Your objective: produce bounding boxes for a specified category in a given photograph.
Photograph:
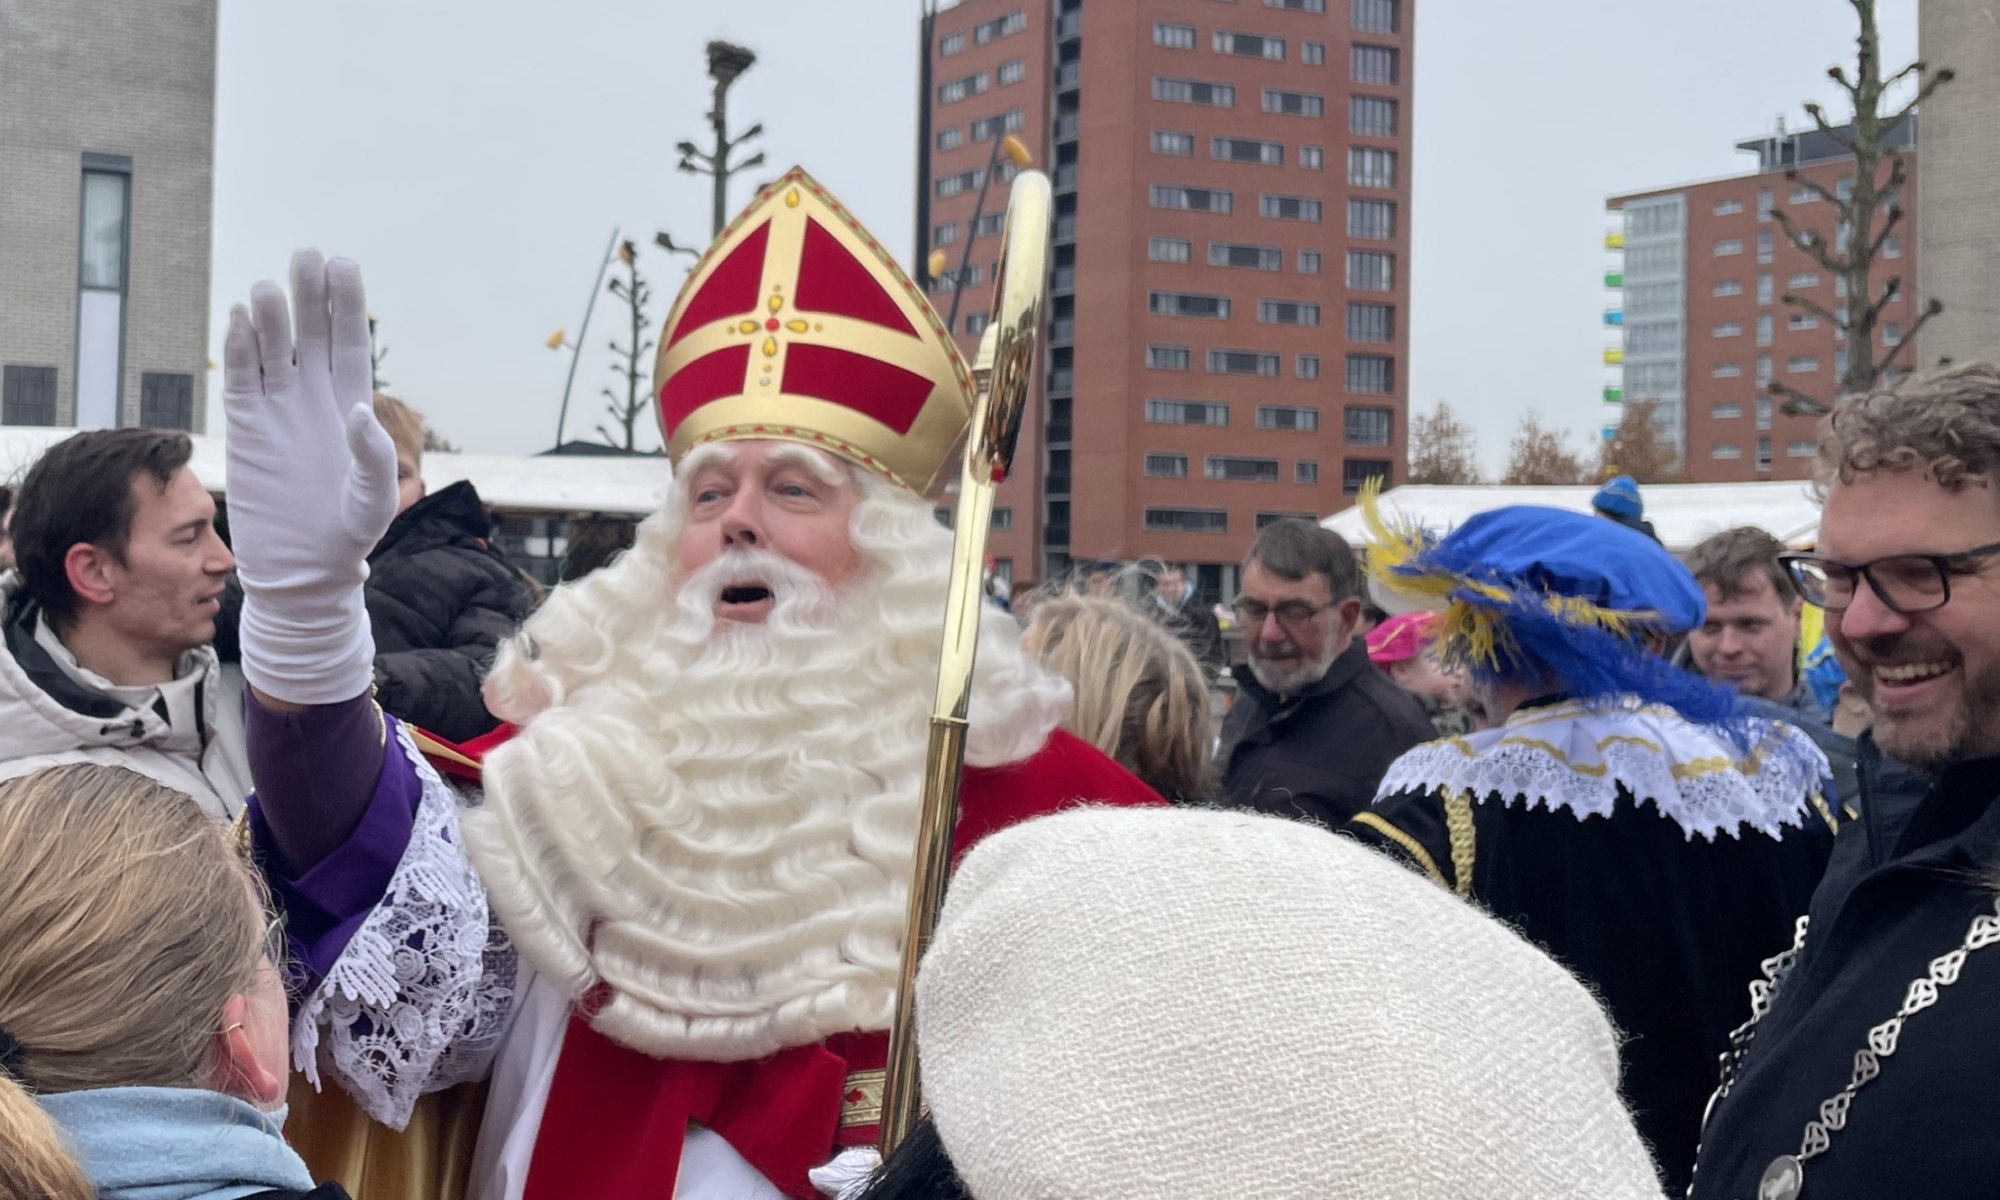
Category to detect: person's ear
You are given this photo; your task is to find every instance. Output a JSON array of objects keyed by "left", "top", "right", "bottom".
[
  {"left": 1335, "top": 596, "right": 1364, "bottom": 641},
  {"left": 1789, "top": 596, "right": 1804, "bottom": 622},
  {"left": 211, "top": 992, "right": 285, "bottom": 1108},
  {"left": 63, "top": 542, "right": 120, "bottom": 609}
]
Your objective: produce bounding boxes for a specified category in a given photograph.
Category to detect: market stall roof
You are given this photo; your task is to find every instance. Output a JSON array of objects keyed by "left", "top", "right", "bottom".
[
  {"left": 1321, "top": 481, "right": 1824, "bottom": 552},
  {"left": 0, "top": 427, "right": 672, "bottom": 517}
]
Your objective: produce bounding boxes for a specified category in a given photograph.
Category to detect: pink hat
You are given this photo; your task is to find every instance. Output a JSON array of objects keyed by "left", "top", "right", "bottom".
[{"left": 1366, "top": 611, "right": 1437, "bottom": 666}]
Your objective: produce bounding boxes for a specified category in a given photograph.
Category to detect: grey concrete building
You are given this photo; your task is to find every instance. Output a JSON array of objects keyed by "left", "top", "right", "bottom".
[
  {"left": 1917, "top": 0, "right": 2000, "bottom": 372},
  {"left": 0, "top": 1, "right": 216, "bottom": 432}
]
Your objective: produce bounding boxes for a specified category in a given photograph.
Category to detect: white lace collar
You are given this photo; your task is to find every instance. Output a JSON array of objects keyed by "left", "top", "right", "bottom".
[{"left": 1373, "top": 697, "right": 1831, "bottom": 841}]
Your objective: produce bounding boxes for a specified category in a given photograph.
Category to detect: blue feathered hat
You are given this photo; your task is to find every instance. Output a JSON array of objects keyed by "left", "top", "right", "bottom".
[{"left": 1361, "top": 494, "right": 1743, "bottom": 727}]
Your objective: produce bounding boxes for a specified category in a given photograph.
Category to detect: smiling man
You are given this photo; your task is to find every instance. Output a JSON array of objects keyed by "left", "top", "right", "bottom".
[
  {"left": 0, "top": 428, "right": 251, "bottom": 814},
  {"left": 1685, "top": 526, "right": 1827, "bottom": 720},
  {"left": 1690, "top": 363, "right": 2000, "bottom": 1200}
]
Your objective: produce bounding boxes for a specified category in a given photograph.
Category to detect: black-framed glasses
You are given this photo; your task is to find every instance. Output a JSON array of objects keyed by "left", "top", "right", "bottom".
[
  {"left": 1232, "top": 597, "right": 1332, "bottom": 630},
  {"left": 1778, "top": 540, "right": 2000, "bottom": 613}
]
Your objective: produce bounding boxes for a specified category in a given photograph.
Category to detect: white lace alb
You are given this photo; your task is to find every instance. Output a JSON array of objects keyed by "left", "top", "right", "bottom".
[{"left": 1374, "top": 697, "right": 1831, "bottom": 841}]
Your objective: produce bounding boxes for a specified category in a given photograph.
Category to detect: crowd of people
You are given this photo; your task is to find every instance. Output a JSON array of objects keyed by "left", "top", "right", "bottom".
[{"left": 2, "top": 172, "right": 2000, "bottom": 1200}]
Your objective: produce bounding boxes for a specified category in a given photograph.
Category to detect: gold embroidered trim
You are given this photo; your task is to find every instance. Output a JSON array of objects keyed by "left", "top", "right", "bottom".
[
  {"left": 840, "top": 1069, "right": 886, "bottom": 1128},
  {"left": 411, "top": 728, "right": 479, "bottom": 771},
  {"left": 1443, "top": 793, "right": 1477, "bottom": 899},
  {"left": 1430, "top": 730, "right": 1775, "bottom": 782},
  {"left": 1809, "top": 791, "right": 1840, "bottom": 835},
  {"left": 1351, "top": 812, "right": 1448, "bottom": 890}
]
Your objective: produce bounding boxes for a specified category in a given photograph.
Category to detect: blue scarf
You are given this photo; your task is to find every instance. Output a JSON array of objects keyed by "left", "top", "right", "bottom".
[{"left": 35, "top": 1086, "right": 315, "bottom": 1200}]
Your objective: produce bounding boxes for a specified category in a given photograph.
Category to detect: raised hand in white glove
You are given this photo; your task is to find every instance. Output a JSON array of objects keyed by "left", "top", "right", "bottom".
[{"left": 224, "top": 249, "right": 400, "bottom": 707}]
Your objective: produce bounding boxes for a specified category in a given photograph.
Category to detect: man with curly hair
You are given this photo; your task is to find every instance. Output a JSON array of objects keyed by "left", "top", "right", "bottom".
[{"left": 1691, "top": 363, "right": 2000, "bottom": 1200}]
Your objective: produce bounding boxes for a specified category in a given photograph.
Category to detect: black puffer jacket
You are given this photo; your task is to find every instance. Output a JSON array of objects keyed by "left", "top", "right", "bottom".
[{"left": 365, "top": 481, "right": 536, "bottom": 742}]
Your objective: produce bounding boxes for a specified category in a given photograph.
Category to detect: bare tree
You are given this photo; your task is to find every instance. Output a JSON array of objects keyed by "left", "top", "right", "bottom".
[
  {"left": 1596, "top": 398, "right": 1681, "bottom": 483},
  {"left": 1406, "top": 401, "right": 1483, "bottom": 485},
  {"left": 367, "top": 315, "right": 389, "bottom": 392},
  {"left": 1768, "top": 0, "right": 1953, "bottom": 416},
  {"left": 1501, "top": 411, "right": 1592, "bottom": 486},
  {"left": 598, "top": 240, "right": 655, "bottom": 453}
]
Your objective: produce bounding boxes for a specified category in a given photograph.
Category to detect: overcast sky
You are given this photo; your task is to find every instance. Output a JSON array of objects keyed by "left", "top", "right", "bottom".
[{"left": 208, "top": 0, "right": 1917, "bottom": 468}]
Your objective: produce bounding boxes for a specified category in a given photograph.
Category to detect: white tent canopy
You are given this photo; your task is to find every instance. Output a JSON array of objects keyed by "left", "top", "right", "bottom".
[
  {"left": 0, "top": 427, "right": 672, "bottom": 517},
  {"left": 1321, "top": 481, "right": 1824, "bottom": 553}
]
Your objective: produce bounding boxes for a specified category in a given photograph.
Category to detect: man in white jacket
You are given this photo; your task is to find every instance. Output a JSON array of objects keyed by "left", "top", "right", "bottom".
[{"left": 0, "top": 428, "right": 251, "bottom": 814}]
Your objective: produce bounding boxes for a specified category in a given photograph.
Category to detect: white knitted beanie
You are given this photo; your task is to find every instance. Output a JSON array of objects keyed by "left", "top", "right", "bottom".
[{"left": 915, "top": 806, "right": 1666, "bottom": 1200}]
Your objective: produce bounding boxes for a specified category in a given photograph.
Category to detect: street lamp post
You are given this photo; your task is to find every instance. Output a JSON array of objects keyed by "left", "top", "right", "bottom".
[
  {"left": 944, "top": 133, "right": 1033, "bottom": 332},
  {"left": 678, "top": 41, "right": 766, "bottom": 237},
  {"left": 549, "top": 227, "right": 622, "bottom": 451}
]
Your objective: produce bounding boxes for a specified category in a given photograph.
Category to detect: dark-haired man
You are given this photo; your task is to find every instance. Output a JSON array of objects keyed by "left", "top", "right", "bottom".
[
  {"left": 0, "top": 428, "right": 249, "bottom": 814},
  {"left": 1685, "top": 526, "right": 1827, "bottom": 721},
  {"left": 1216, "top": 518, "right": 1433, "bottom": 827}
]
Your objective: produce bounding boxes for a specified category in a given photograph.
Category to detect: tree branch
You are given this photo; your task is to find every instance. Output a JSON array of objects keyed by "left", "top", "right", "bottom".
[
  {"left": 1770, "top": 379, "right": 1831, "bottom": 418},
  {"left": 1877, "top": 299, "right": 1945, "bottom": 376},
  {"left": 1802, "top": 100, "right": 1857, "bottom": 153},
  {"left": 1770, "top": 207, "right": 1846, "bottom": 275},
  {"left": 1784, "top": 169, "right": 1844, "bottom": 210},
  {"left": 1783, "top": 294, "right": 1845, "bottom": 327}
]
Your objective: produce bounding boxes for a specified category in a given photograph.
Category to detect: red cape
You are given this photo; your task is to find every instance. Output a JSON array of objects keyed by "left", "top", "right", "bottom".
[{"left": 412, "top": 723, "right": 1163, "bottom": 1199}]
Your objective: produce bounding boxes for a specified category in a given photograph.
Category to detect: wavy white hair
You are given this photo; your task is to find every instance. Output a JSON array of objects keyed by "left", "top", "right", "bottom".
[{"left": 464, "top": 443, "right": 1069, "bottom": 1061}]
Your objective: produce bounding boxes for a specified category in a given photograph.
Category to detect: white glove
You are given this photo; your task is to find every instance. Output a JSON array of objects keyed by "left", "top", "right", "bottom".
[
  {"left": 224, "top": 249, "right": 400, "bottom": 706},
  {"left": 807, "top": 1147, "right": 881, "bottom": 1200}
]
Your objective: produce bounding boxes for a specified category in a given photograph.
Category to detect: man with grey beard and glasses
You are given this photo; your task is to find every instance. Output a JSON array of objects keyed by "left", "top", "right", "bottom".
[
  {"left": 1691, "top": 363, "right": 2000, "bottom": 1200},
  {"left": 1215, "top": 518, "right": 1433, "bottom": 828}
]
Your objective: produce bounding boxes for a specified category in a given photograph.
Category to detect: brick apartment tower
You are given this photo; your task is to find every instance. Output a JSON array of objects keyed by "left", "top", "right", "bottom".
[
  {"left": 1608, "top": 118, "right": 1918, "bottom": 484},
  {"left": 918, "top": 0, "right": 1413, "bottom": 597}
]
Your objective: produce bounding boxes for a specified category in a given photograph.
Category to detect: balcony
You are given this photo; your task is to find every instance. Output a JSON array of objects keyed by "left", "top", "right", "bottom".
[
  {"left": 1057, "top": 10, "right": 1081, "bottom": 39},
  {"left": 1049, "top": 317, "right": 1075, "bottom": 345},
  {"left": 1056, "top": 61, "right": 1080, "bottom": 90},
  {"left": 1605, "top": 232, "right": 1625, "bottom": 249},
  {"left": 1047, "top": 366, "right": 1074, "bottom": 394},
  {"left": 1054, "top": 213, "right": 1076, "bottom": 242},
  {"left": 1047, "top": 415, "right": 1073, "bottom": 443},
  {"left": 1053, "top": 112, "right": 1078, "bottom": 142},
  {"left": 1050, "top": 264, "right": 1075, "bottom": 294},
  {"left": 1603, "top": 347, "right": 1624, "bottom": 365},
  {"left": 1604, "top": 271, "right": 1624, "bottom": 288},
  {"left": 1603, "top": 386, "right": 1623, "bottom": 402},
  {"left": 1053, "top": 162, "right": 1078, "bottom": 191},
  {"left": 1604, "top": 310, "right": 1623, "bottom": 327}
]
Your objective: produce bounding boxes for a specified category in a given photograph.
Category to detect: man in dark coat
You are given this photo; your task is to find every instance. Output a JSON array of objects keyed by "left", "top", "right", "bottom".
[
  {"left": 1152, "top": 564, "right": 1225, "bottom": 676},
  {"left": 1216, "top": 519, "right": 1433, "bottom": 828},
  {"left": 1691, "top": 364, "right": 2000, "bottom": 1200},
  {"left": 1342, "top": 502, "right": 1834, "bottom": 1195}
]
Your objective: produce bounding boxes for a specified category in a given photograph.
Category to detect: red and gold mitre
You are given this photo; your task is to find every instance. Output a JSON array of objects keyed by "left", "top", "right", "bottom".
[{"left": 654, "top": 166, "right": 974, "bottom": 496}]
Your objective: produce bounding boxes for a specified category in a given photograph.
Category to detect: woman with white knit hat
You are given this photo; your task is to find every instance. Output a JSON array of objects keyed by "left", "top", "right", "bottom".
[{"left": 855, "top": 805, "right": 1666, "bottom": 1200}]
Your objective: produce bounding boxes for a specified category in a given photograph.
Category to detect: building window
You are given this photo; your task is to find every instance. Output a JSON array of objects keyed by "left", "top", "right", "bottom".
[
  {"left": 1713, "top": 322, "right": 1743, "bottom": 338},
  {"left": 1757, "top": 354, "right": 1773, "bottom": 384},
  {"left": 1885, "top": 235, "right": 1903, "bottom": 258},
  {"left": 1149, "top": 292, "right": 1232, "bottom": 318},
  {"left": 1789, "top": 184, "right": 1817, "bottom": 204},
  {"left": 997, "top": 58, "right": 1026, "bottom": 86},
  {"left": 1712, "top": 443, "right": 1743, "bottom": 460},
  {"left": 1147, "top": 344, "right": 1192, "bottom": 370},
  {"left": 76, "top": 163, "right": 130, "bottom": 431},
  {"left": 1267, "top": 0, "right": 1327, "bottom": 10},
  {"left": 933, "top": 222, "right": 959, "bottom": 247},
  {"left": 1788, "top": 355, "right": 1820, "bottom": 373},
  {"left": 1347, "top": 147, "right": 1396, "bottom": 187},
  {"left": 1789, "top": 271, "right": 1821, "bottom": 289},
  {"left": 1348, "top": 199, "right": 1395, "bottom": 239},
  {"left": 136, "top": 372, "right": 193, "bottom": 431},
  {"left": 1259, "top": 194, "right": 1323, "bottom": 221},
  {"left": 1835, "top": 275, "right": 1848, "bottom": 298},
  {"left": 1351, "top": 44, "right": 1399, "bottom": 83},
  {"left": 1757, "top": 436, "right": 1773, "bottom": 471},
  {"left": 926, "top": 264, "right": 981, "bottom": 293},
  {"left": 1713, "top": 362, "right": 1743, "bottom": 378},
  {"left": 1206, "top": 455, "right": 1281, "bottom": 482},
  {"left": 1300, "top": 145, "right": 1324, "bottom": 170},
  {"left": 1210, "top": 242, "right": 1282, "bottom": 270},
  {"left": 1149, "top": 236, "right": 1194, "bottom": 263},
  {"left": 1836, "top": 347, "right": 1850, "bottom": 376},
  {"left": 1758, "top": 273, "right": 1775, "bottom": 305},
  {"left": 1756, "top": 313, "right": 1773, "bottom": 346},
  {"left": 972, "top": 212, "right": 1006, "bottom": 239},
  {"left": 1208, "top": 348, "right": 1282, "bottom": 375},
  {"left": 1154, "top": 22, "right": 1197, "bottom": 49},
  {"left": 1258, "top": 405, "right": 1320, "bottom": 432},
  {"left": 1756, "top": 396, "right": 1773, "bottom": 429},
  {"left": 1298, "top": 249, "right": 1322, "bottom": 275},
  {"left": 1344, "top": 405, "right": 1393, "bottom": 445},
  {"left": 1146, "top": 399, "right": 1230, "bottom": 426},
  {"left": 1712, "top": 280, "right": 1742, "bottom": 297},
  {"left": 1714, "top": 238, "right": 1744, "bottom": 257},
  {"left": 1714, "top": 199, "right": 1744, "bottom": 216},
  {"left": 939, "top": 31, "right": 965, "bottom": 56},
  {"left": 1712, "top": 402, "right": 1743, "bottom": 419},
  {"left": 1346, "top": 302, "right": 1393, "bottom": 341},
  {"left": 1788, "top": 440, "right": 1817, "bottom": 458},
  {"left": 1152, "top": 130, "right": 1196, "bottom": 156},
  {"left": 1257, "top": 510, "right": 1321, "bottom": 529},
  {"left": 1145, "top": 452, "right": 1190, "bottom": 477},
  {"left": 1757, "top": 230, "right": 1774, "bottom": 263},
  {"left": 1259, "top": 299, "right": 1321, "bottom": 326},
  {"left": 938, "top": 72, "right": 990, "bottom": 104},
  {"left": 936, "top": 126, "right": 964, "bottom": 152},
  {"left": 1884, "top": 323, "right": 1903, "bottom": 347},
  {"left": 1, "top": 365, "right": 57, "bottom": 426},
  {"left": 975, "top": 9, "right": 1028, "bottom": 42},
  {"left": 970, "top": 109, "right": 1025, "bottom": 141},
  {"left": 1215, "top": 30, "right": 1285, "bottom": 59},
  {"left": 1144, "top": 508, "right": 1230, "bottom": 533},
  {"left": 1297, "top": 354, "right": 1321, "bottom": 378},
  {"left": 1347, "top": 250, "right": 1395, "bottom": 290},
  {"left": 1788, "top": 313, "right": 1820, "bottom": 331},
  {"left": 1295, "top": 459, "right": 1320, "bottom": 484},
  {"left": 1303, "top": 40, "right": 1327, "bottom": 65},
  {"left": 1758, "top": 189, "right": 1774, "bottom": 220},
  {"left": 1262, "top": 88, "right": 1325, "bottom": 117},
  {"left": 992, "top": 512, "right": 1014, "bottom": 538},
  {"left": 1352, "top": 0, "right": 1400, "bottom": 32},
  {"left": 1154, "top": 77, "right": 1237, "bottom": 107},
  {"left": 1345, "top": 354, "right": 1394, "bottom": 393},
  {"left": 1151, "top": 184, "right": 1234, "bottom": 213},
  {"left": 1343, "top": 458, "right": 1391, "bottom": 494},
  {"left": 1349, "top": 96, "right": 1398, "bottom": 137},
  {"left": 961, "top": 312, "right": 990, "bottom": 336},
  {"left": 1837, "top": 176, "right": 1855, "bottom": 201},
  {"left": 935, "top": 169, "right": 984, "bottom": 198},
  {"left": 1213, "top": 136, "right": 1284, "bottom": 166}
]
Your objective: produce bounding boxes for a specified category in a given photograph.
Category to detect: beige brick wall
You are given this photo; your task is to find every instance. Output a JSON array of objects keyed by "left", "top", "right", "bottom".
[
  {"left": 1917, "top": 0, "right": 2000, "bottom": 372},
  {"left": 0, "top": 1, "right": 216, "bottom": 429}
]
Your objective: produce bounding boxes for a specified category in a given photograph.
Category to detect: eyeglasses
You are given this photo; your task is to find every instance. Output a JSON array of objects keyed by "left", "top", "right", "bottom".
[
  {"left": 1232, "top": 597, "right": 1332, "bottom": 630},
  {"left": 1778, "top": 540, "right": 2000, "bottom": 614}
]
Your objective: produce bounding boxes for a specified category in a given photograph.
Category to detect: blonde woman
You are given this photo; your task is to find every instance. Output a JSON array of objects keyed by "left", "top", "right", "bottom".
[
  {"left": 1024, "top": 595, "right": 1214, "bottom": 804},
  {"left": 0, "top": 764, "right": 336, "bottom": 1200}
]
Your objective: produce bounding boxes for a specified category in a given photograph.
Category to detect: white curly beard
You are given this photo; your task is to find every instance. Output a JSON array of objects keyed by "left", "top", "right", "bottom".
[{"left": 463, "top": 451, "right": 1069, "bottom": 1062}]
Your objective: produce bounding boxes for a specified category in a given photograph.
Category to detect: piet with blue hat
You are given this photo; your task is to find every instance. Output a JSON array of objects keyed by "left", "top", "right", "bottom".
[{"left": 1344, "top": 488, "right": 1835, "bottom": 1197}]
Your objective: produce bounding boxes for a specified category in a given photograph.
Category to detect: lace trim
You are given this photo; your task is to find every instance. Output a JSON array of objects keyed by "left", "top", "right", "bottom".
[
  {"left": 291, "top": 724, "right": 515, "bottom": 1130},
  {"left": 1375, "top": 698, "right": 1830, "bottom": 842}
]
